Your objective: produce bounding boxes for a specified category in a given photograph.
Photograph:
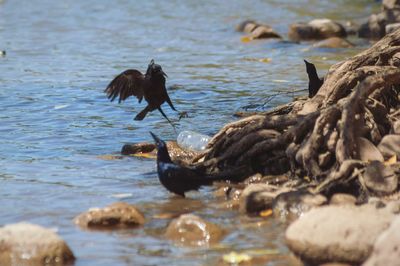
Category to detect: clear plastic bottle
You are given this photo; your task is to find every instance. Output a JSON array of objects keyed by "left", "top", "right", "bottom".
[{"left": 177, "top": 130, "right": 211, "bottom": 151}]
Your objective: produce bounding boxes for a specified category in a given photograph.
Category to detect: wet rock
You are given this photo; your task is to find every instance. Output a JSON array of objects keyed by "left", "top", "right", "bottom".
[
  {"left": 312, "top": 37, "right": 354, "bottom": 48},
  {"left": 362, "top": 161, "right": 397, "bottom": 196},
  {"left": 238, "top": 184, "right": 288, "bottom": 214},
  {"left": 358, "top": 9, "right": 400, "bottom": 39},
  {"left": 356, "top": 137, "right": 384, "bottom": 162},
  {"left": 329, "top": 193, "right": 357, "bottom": 205},
  {"left": 0, "top": 222, "right": 75, "bottom": 265},
  {"left": 74, "top": 202, "right": 145, "bottom": 229},
  {"left": 383, "top": 0, "right": 400, "bottom": 10},
  {"left": 236, "top": 19, "right": 256, "bottom": 32},
  {"left": 273, "top": 191, "right": 327, "bottom": 218},
  {"left": 288, "top": 19, "right": 347, "bottom": 41},
  {"left": 121, "top": 142, "right": 156, "bottom": 155},
  {"left": 236, "top": 20, "right": 281, "bottom": 39},
  {"left": 385, "top": 22, "right": 400, "bottom": 34},
  {"left": 363, "top": 215, "right": 400, "bottom": 266},
  {"left": 377, "top": 134, "right": 400, "bottom": 158},
  {"left": 285, "top": 204, "right": 397, "bottom": 265},
  {"left": 0, "top": 50, "right": 5, "bottom": 57},
  {"left": 243, "top": 22, "right": 258, "bottom": 34},
  {"left": 121, "top": 141, "right": 197, "bottom": 164},
  {"left": 250, "top": 25, "right": 281, "bottom": 39},
  {"left": 165, "top": 214, "right": 224, "bottom": 247}
]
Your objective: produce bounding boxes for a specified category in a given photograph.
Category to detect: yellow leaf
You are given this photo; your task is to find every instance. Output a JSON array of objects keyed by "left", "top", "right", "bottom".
[
  {"left": 384, "top": 155, "right": 397, "bottom": 166},
  {"left": 223, "top": 252, "right": 252, "bottom": 264},
  {"left": 241, "top": 36, "right": 253, "bottom": 43},
  {"left": 259, "top": 209, "right": 273, "bottom": 217},
  {"left": 304, "top": 176, "right": 311, "bottom": 182},
  {"left": 258, "top": 58, "right": 271, "bottom": 63}
]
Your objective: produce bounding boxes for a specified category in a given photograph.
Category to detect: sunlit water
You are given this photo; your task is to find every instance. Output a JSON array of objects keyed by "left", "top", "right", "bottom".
[{"left": 0, "top": 0, "right": 378, "bottom": 265}]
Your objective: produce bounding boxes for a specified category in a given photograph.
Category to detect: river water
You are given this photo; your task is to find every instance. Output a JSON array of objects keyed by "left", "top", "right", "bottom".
[{"left": 0, "top": 0, "right": 378, "bottom": 265}]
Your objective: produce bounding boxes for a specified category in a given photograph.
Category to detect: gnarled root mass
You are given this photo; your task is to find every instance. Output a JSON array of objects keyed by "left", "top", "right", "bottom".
[{"left": 194, "top": 29, "right": 400, "bottom": 201}]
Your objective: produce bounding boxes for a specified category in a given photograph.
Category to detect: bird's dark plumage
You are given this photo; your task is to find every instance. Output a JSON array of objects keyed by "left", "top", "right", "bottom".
[
  {"left": 105, "top": 59, "right": 178, "bottom": 125},
  {"left": 150, "top": 132, "right": 235, "bottom": 197},
  {"left": 304, "top": 60, "right": 324, "bottom": 98}
]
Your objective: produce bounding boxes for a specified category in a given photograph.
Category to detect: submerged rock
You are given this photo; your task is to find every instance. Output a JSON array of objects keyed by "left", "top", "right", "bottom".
[
  {"left": 288, "top": 19, "right": 347, "bottom": 41},
  {"left": 312, "top": 37, "right": 354, "bottom": 48},
  {"left": 285, "top": 203, "right": 397, "bottom": 265},
  {"left": 0, "top": 222, "right": 75, "bottom": 265},
  {"left": 363, "top": 215, "right": 400, "bottom": 266},
  {"left": 165, "top": 214, "right": 224, "bottom": 247},
  {"left": 74, "top": 202, "right": 145, "bottom": 229}
]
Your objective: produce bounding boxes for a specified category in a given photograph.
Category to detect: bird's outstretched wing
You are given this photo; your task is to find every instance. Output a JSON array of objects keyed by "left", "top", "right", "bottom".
[{"left": 105, "top": 69, "right": 145, "bottom": 103}]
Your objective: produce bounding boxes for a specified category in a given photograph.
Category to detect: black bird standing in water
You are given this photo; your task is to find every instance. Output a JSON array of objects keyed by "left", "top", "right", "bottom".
[
  {"left": 105, "top": 59, "right": 180, "bottom": 126},
  {"left": 304, "top": 60, "right": 323, "bottom": 98},
  {"left": 150, "top": 132, "right": 242, "bottom": 197}
]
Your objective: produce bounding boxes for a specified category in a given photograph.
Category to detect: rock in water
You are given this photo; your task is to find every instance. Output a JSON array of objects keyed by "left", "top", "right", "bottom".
[
  {"left": 165, "top": 214, "right": 224, "bottom": 247},
  {"left": 0, "top": 222, "right": 75, "bottom": 265},
  {"left": 288, "top": 19, "right": 347, "bottom": 41},
  {"left": 285, "top": 204, "right": 397, "bottom": 265},
  {"left": 74, "top": 202, "right": 145, "bottom": 229}
]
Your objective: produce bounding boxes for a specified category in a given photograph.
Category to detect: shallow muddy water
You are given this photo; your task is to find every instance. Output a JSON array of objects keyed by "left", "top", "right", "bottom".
[{"left": 0, "top": 0, "right": 378, "bottom": 265}]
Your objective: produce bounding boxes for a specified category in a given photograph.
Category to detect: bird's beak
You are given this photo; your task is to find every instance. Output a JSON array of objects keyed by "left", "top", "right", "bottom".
[
  {"left": 161, "top": 70, "right": 168, "bottom": 78},
  {"left": 150, "top": 131, "right": 162, "bottom": 146}
]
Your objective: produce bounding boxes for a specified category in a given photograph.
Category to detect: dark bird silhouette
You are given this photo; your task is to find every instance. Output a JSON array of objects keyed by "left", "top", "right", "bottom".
[
  {"left": 304, "top": 60, "right": 323, "bottom": 98},
  {"left": 105, "top": 59, "right": 179, "bottom": 126},
  {"left": 150, "top": 132, "right": 244, "bottom": 197}
]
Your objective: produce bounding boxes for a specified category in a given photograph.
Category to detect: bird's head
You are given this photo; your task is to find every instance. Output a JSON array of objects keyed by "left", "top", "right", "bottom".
[
  {"left": 150, "top": 131, "right": 172, "bottom": 162},
  {"left": 146, "top": 59, "right": 168, "bottom": 78}
]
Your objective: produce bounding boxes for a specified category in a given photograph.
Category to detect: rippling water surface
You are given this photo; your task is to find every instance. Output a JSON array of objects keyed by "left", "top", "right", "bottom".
[{"left": 0, "top": 0, "right": 378, "bottom": 265}]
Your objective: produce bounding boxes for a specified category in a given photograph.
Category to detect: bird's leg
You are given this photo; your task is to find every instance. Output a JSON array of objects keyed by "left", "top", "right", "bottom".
[
  {"left": 165, "top": 91, "right": 188, "bottom": 120},
  {"left": 135, "top": 105, "right": 152, "bottom": 121},
  {"left": 165, "top": 93, "right": 178, "bottom": 111},
  {"left": 158, "top": 107, "right": 177, "bottom": 133}
]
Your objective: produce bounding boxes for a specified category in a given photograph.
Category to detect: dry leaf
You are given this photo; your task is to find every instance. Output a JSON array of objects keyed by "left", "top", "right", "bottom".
[
  {"left": 384, "top": 154, "right": 397, "bottom": 166},
  {"left": 259, "top": 209, "right": 273, "bottom": 217}
]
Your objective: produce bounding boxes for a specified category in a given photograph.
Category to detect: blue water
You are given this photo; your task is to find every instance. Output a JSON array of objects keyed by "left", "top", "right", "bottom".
[{"left": 0, "top": 0, "right": 378, "bottom": 265}]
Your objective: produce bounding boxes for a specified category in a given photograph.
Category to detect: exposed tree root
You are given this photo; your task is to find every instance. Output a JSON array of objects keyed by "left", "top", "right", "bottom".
[{"left": 192, "top": 29, "right": 400, "bottom": 200}]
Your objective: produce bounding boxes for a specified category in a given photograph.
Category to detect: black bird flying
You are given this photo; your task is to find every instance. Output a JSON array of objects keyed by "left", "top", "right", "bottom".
[
  {"left": 150, "top": 132, "right": 240, "bottom": 197},
  {"left": 105, "top": 59, "right": 179, "bottom": 125},
  {"left": 304, "top": 60, "right": 323, "bottom": 98}
]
